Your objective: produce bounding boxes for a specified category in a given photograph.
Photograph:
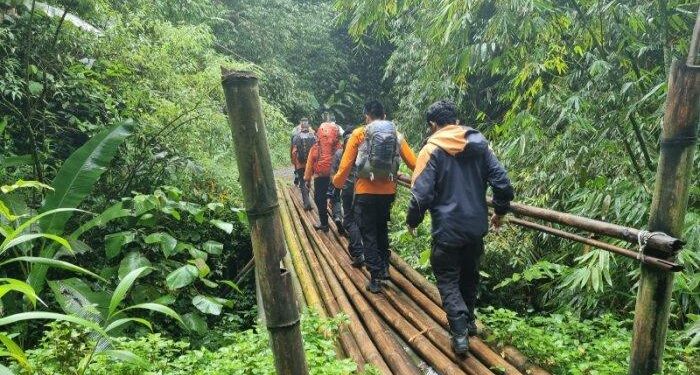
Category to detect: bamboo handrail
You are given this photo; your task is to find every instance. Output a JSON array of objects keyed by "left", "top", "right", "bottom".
[{"left": 396, "top": 175, "right": 684, "bottom": 255}]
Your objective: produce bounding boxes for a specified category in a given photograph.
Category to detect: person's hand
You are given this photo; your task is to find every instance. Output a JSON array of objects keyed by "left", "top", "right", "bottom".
[
  {"left": 490, "top": 214, "right": 504, "bottom": 232},
  {"left": 407, "top": 225, "right": 417, "bottom": 237}
]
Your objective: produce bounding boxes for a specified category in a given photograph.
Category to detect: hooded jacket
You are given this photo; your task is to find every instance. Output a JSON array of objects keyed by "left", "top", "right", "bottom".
[{"left": 407, "top": 125, "right": 514, "bottom": 247}]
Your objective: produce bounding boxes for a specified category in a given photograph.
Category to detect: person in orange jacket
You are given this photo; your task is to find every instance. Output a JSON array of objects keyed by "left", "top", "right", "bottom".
[
  {"left": 332, "top": 100, "right": 416, "bottom": 293},
  {"left": 304, "top": 122, "right": 342, "bottom": 232}
]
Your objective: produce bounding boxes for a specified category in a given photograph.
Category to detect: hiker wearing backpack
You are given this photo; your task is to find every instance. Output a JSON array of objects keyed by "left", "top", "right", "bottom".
[
  {"left": 291, "top": 118, "right": 315, "bottom": 186},
  {"left": 332, "top": 100, "right": 417, "bottom": 293},
  {"left": 291, "top": 119, "right": 315, "bottom": 210},
  {"left": 304, "top": 121, "right": 342, "bottom": 231},
  {"left": 406, "top": 100, "right": 514, "bottom": 355},
  {"left": 328, "top": 126, "right": 365, "bottom": 267}
]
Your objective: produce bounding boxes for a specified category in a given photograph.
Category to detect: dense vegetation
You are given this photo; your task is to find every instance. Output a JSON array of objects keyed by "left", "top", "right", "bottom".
[{"left": 0, "top": 0, "right": 698, "bottom": 373}]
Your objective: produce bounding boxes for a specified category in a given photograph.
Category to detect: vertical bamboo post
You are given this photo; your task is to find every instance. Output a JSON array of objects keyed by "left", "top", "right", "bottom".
[
  {"left": 629, "top": 10, "right": 700, "bottom": 374},
  {"left": 222, "top": 71, "right": 309, "bottom": 375}
]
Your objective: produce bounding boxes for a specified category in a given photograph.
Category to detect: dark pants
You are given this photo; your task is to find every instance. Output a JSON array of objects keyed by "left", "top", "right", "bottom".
[
  {"left": 355, "top": 194, "right": 394, "bottom": 279},
  {"left": 313, "top": 176, "right": 331, "bottom": 226},
  {"left": 295, "top": 168, "right": 311, "bottom": 208},
  {"left": 430, "top": 240, "right": 484, "bottom": 319},
  {"left": 342, "top": 186, "right": 363, "bottom": 258}
]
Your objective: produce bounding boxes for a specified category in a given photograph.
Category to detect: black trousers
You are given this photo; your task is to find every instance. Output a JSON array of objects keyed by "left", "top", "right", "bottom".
[
  {"left": 313, "top": 176, "right": 331, "bottom": 226},
  {"left": 430, "top": 240, "right": 484, "bottom": 319},
  {"left": 341, "top": 186, "right": 363, "bottom": 258},
  {"left": 295, "top": 168, "right": 311, "bottom": 208},
  {"left": 355, "top": 194, "right": 394, "bottom": 279}
]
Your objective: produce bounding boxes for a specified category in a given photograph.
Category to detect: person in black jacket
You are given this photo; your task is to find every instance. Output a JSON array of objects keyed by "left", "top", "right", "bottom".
[
  {"left": 406, "top": 100, "right": 514, "bottom": 356},
  {"left": 328, "top": 128, "right": 365, "bottom": 267}
]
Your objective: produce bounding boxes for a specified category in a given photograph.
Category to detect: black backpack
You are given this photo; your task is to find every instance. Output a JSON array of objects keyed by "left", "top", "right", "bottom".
[{"left": 294, "top": 132, "right": 316, "bottom": 162}]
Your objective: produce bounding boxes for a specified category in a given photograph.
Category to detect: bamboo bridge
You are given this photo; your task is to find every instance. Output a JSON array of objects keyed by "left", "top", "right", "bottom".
[{"left": 220, "top": 13, "right": 698, "bottom": 370}]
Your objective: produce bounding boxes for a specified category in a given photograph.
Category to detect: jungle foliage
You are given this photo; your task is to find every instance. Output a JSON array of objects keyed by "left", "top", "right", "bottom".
[{"left": 341, "top": 0, "right": 699, "bottom": 327}]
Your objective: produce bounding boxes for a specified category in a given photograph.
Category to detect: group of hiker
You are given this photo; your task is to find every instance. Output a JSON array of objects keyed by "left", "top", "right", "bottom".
[{"left": 289, "top": 100, "right": 514, "bottom": 356}]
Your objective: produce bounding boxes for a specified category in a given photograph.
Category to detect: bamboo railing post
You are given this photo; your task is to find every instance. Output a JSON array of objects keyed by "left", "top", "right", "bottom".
[
  {"left": 629, "top": 10, "right": 700, "bottom": 374},
  {"left": 221, "top": 71, "right": 308, "bottom": 375}
]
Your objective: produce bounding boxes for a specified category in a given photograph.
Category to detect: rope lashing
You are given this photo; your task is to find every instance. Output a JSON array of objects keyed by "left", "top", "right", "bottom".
[{"left": 637, "top": 230, "right": 667, "bottom": 262}]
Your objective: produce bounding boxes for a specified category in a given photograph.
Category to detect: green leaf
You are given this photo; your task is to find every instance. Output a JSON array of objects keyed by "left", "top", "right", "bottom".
[
  {"left": 190, "top": 258, "right": 210, "bottom": 278},
  {"left": 27, "top": 81, "right": 43, "bottom": 95},
  {"left": 0, "top": 278, "right": 43, "bottom": 308},
  {"left": 181, "top": 312, "right": 208, "bottom": 332},
  {"left": 202, "top": 240, "right": 223, "bottom": 255},
  {"left": 104, "top": 317, "right": 152, "bottom": 333},
  {"left": 0, "top": 364, "right": 14, "bottom": 375},
  {"left": 0, "top": 333, "right": 28, "bottom": 369},
  {"left": 145, "top": 232, "right": 178, "bottom": 258},
  {"left": 0, "top": 155, "right": 32, "bottom": 169},
  {"left": 109, "top": 267, "right": 152, "bottom": 317},
  {"left": 220, "top": 280, "right": 242, "bottom": 294},
  {"left": 210, "top": 219, "right": 233, "bottom": 234},
  {"left": 118, "top": 252, "right": 152, "bottom": 279},
  {"left": 0, "top": 180, "right": 53, "bottom": 194},
  {"left": 118, "top": 303, "right": 183, "bottom": 325},
  {"left": 40, "top": 121, "right": 135, "bottom": 235},
  {"left": 0, "top": 201, "right": 20, "bottom": 222},
  {"left": 166, "top": 265, "right": 198, "bottom": 290},
  {"left": 99, "top": 350, "right": 150, "bottom": 369},
  {"left": 71, "top": 202, "right": 131, "bottom": 239},
  {"left": 104, "top": 231, "right": 136, "bottom": 259},
  {"left": 192, "top": 295, "right": 226, "bottom": 315},
  {"left": 1, "top": 257, "right": 105, "bottom": 282},
  {"left": 1, "top": 233, "right": 71, "bottom": 255},
  {"left": 0, "top": 312, "right": 104, "bottom": 334}
]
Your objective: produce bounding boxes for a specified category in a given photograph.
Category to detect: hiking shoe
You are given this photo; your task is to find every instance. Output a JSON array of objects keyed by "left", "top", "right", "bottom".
[
  {"left": 334, "top": 219, "right": 346, "bottom": 235},
  {"left": 467, "top": 319, "right": 478, "bottom": 336},
  {"left": 379, "top": 265, "right": 390, "bottom": 280},
  {"left": 448, "top": 314, "right": 470, "bottom": 356},
  {"left": 366, "top": 279, "right": 382, "bottom": 294},
  {"left": 313, "top": 223, "right": 329, "bottom": 232},
  {"left": 303, "top": 203, "right": 312, "bottom": 211},
  {"left": 350, "top": 255, "right": 365, "bottom": 268}
]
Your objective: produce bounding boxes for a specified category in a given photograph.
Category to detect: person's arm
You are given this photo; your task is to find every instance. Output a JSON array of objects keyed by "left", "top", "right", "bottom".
[
  {"left": 304, "top": 145, "right": 317, "bottom": 182},
  {"left": 332, "top": 130, "right": 361, "bottom": 189},
  {"left": 407, "top": 146, "right": 438, "bottom": 228},
  {"left": 485, "top": 148, "right": 514, "bottom": 215},
  {"left": 399, "top": 138, "right": 417, "bottom": 171}
]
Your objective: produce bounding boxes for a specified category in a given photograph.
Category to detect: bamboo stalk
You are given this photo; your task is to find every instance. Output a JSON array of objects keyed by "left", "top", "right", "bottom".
[
  {"left": 289, "top": 188, "right": 423, "bottom": 375},
  {"left": 397, "top": 175, "right": 683, "bottom": 254},
  {"left": 283, "top": 251, "right": 306, "bottom": 311},
  {"left": 283, "top": 187, "right": 362, "bottom": 364},
  {"left": 310, "top": 229, "right": 460, "bottom": 374},
  {"left": 277, "top": 182, "right": 326, "bottom": 315},
  {"left": 291, "top": 193, "right": 392, "bottom": 374},
  {"left": 503, "top": 215, "right": 683, "bottom": 272},
  {"left": 221, "top": 70, "right": 307, "bottom": 375},
  {"left": 630, "top": 25, "right": 700, "bottom": 372}
]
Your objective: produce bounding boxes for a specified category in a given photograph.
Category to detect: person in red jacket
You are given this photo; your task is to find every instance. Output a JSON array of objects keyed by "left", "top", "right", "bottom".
[{"left": 304, "top": 122, "right": 342, "bottom": 232}]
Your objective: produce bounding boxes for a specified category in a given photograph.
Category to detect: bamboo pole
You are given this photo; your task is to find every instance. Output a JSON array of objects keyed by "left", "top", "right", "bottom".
[
  {"left": 283, "top": 252, "right": 306, "bottom": 311},
  {"left": 289, "top": 189, "right": 423, "bottom": 375},
  {"left": 278, "top": 182, "right": 326, "bottom": 315},
  {"left": 630, "top": 11, "right": 700, "bottom": 373},
  {"left": 284, "top": 189, "right": 391, "bottom": 374},
  {"left": 221, "top": 71, "right": 308, "bottom": 375},
  {"left": 283, "top": 187, "right": 362, "bottom": 364},
  {"left": 397, "top": 176, "right": 683, "bottom": 254},
  {"left": 502, "top": 215, "right": 683, "bottom": 272}
]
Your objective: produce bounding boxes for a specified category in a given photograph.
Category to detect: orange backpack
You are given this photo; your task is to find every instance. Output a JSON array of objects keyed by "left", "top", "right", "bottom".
[{"left": 314, "top": 123, "right": 340, "bottom": 176}]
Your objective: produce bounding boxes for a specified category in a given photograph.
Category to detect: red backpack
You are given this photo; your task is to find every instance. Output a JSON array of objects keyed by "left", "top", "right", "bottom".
[{"left": 314, "top": 123, "right": 340, "bottom": 176}]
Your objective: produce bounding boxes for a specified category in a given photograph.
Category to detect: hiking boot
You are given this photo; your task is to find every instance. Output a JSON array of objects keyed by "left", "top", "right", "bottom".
[
  {"left": 466, "top": 319, "right": 478, "bottom": 336},
  {"left": 448, "top": 314, "right": 470, "bottom": 356},
  {"left": 334, "top": 219, "right": 346, "bottom": 235},
  {"left": 366, "top": 278, "right": 382, "bottom": 294},
  {"left": 350, "top": 255, "right": 365, "bottom": 268},
  {"left": 303, "top": 203, "right": 312, "bottom": 211},
  {"left": 379, "top": 265, "right": 390, "bottom": 280},
  {"left": 313, "top": 223, "right": 329, "bottom": 232}
]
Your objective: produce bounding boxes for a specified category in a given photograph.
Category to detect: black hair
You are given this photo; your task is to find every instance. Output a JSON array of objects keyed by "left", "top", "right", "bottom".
[
  {"left": 300, "top": 117, "right": 309, "bottom": 123},
  {"left": 426, "top": 100, "right": 458, "bottom": 127},
  {"left": 363, "top": 100, "right": 385, "bottom": 120}
]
